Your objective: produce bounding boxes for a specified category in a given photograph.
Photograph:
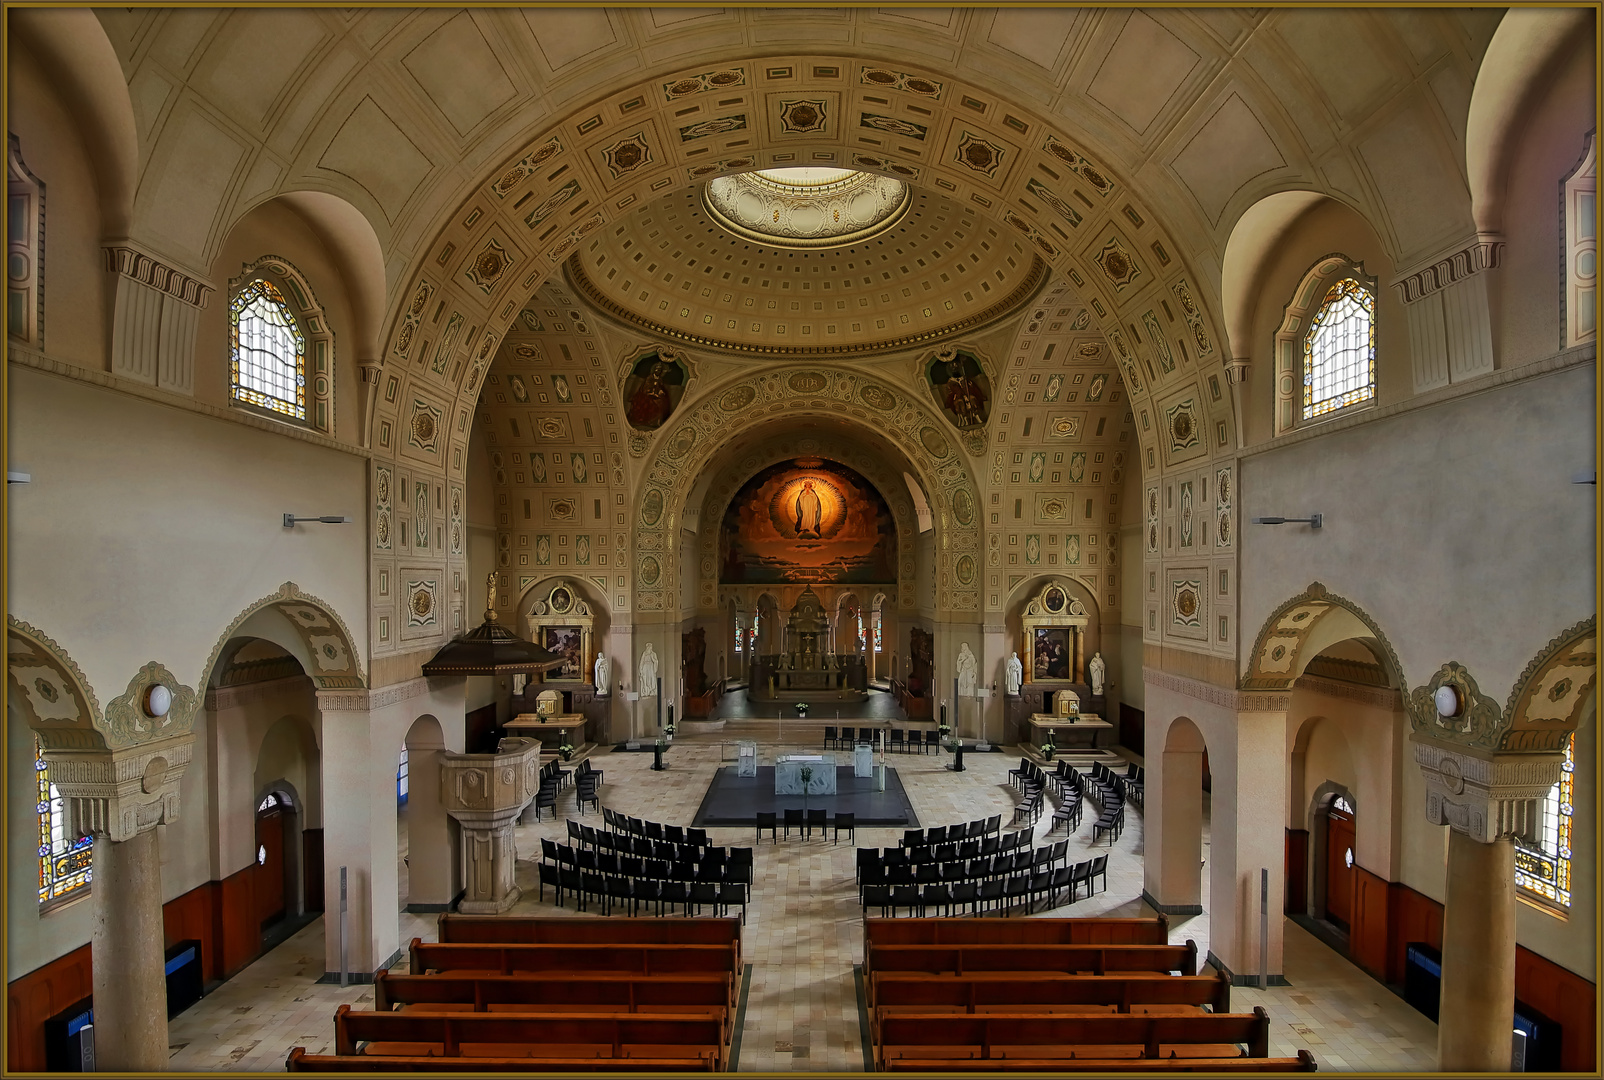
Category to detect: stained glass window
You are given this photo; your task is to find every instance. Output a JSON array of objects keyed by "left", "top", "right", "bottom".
[
  {"left": 397, "top": 747, "right": 409, "bottom": 805},
  {"left": 231, "top": 278, "right": 306, "bottom": 420},
  {"left": 873, "top": 617, "right": 882, "bottom": 652},
  {"left": 858, "top": 621, "right": 867, "bottom": 652},
  {"left": 1302, "top": 278, "right": 1375, "bottom": 420},
  {"left": 1516, "top": 733, "right": 1573, "bottom": 910},
  {"left": 37, "top": 737, "right": 92, "bottom": 907}
]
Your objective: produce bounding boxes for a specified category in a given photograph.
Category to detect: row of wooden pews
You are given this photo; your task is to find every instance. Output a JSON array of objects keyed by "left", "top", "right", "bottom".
[
  {"left": 286, "top": 916, "right": 741, "bottom": 1072},
  {"left": 863, "top": 917, "right": 1316, "bottom": 1072}
]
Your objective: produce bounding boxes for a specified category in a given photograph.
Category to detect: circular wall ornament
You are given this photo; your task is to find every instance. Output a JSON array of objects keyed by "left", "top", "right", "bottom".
[
  {"left": 144, "top": 683, "right": 173, "bottom": 718},
  {"left": 1439, "top": 755, "right": 1465, "bottom": 795},
  {"left": 1434, "top": 684, "right": 1461, "bottom": 718}
]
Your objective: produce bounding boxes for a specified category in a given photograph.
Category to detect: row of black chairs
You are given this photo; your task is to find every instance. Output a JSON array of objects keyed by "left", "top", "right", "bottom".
[
  {"left": 881, "top": 828, "right": 1031, "bottom": 871},
  {"left": 1049, "top": 784, "right": 1085, "bottom": 833},
  {"left": 899, "top": 816, "right": 1002, "bottom": 848},
  {"left": 530, "top": 759, "right": 603, "bottom": 820},
  {"left": 861, "top": 856, "right": 1108, "bottom": 917},
  {"left": 858, "top": 841, "right": 1092, "bottom": 892},
  {"left": 536, "top": 862, "right": 750, "bottom": 922},
  {"left": 541, "top": 839, "right": 753, "bottom": 884},
  {"left": 823, "top": 726, "right": 942, "bottom": 754},
  {"left": 753, "top": 809, "right": 855, "bottom": 843},
  {"left": 1068, "top": 765, "right": 1127, "bottom": 845},
  {"left": 568, "top": 818, "right": 711, "bottom": 854},
  {"left": 565, "top": 822, "right": 731, "bottom": 868},
  {"left": 599, "top": 808, "right": 708, "bottom": 848}
]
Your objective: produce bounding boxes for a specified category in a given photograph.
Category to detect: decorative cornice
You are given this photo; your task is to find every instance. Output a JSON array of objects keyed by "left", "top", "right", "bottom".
[
  {"left": 1391, "top": 237, "right": 1503, "bottom": 304},
  {"left": 315, "top": 676, "right": 434, "bottom": 712},
  {"left": 1144, "top": 668, "right": 1289, "bottom": 713},
  {"left": 564, "top": 252, "right": 1048, "bottom": 358},
  {"left": 205, "top": 673, "right": 316, "bottom": 712},
  {"left": 103, "top": 243, "right": 214, "bottom": 308},
  {"left": 1413, "top": 740, "right": 1564, "bottom": 843},
  {"left": 1295, "top": 672, "right": 1402, "bottom": 711}
]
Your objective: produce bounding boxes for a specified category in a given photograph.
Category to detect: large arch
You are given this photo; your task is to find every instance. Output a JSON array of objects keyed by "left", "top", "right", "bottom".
[
  {"left": 1241, "top": 582, "right": 1407, "bottom": 693},
  {"left": 198, "top": 582, "right": 366, "bottom": 693},
  {"left": 7, "top": 617, "right": 105, "bottom": 749}
]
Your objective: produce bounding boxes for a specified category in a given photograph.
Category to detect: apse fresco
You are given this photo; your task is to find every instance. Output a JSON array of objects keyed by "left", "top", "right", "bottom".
[{"left": 720, "top": 459, "right": 896, "bottom": 584}]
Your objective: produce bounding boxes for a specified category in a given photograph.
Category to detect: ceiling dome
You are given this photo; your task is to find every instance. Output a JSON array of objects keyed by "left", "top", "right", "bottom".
[
  {"left": 702, "top": 168, "right": 911, "bottom": 249},
  {"left": 565, "top": 186, "right": 1047, "bottom": 358}
]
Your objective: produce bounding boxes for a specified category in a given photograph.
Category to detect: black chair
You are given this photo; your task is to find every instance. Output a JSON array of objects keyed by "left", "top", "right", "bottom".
[
  {"left": 664, "top": 824, "right": 684, "bottom": 845},
  {"left": 729, "top": 847, "right": 754, "bottom": 884},
  {"left": 532, "top": 786, "right": 558, "bottom": 820},
  {"left": 984, "top": 814, "right": 1002, "bottom": 834},
  {"left": 840, "top": 726, "right": 856, "bottom": 747},
  {"left": 644, "top": 820, "right": 664, "bottom": 841},
  {"left": 557, "top": 867, "right": 582, "bottom": 909},
  {"left": 862, "top": 884, "right": 893, "bottom": 918},
  {"left": 783, "top": 808, "right": 805, "bottom": 839},
  {"left": 716, "top": 880, "right": 749, "bottom": 923},
  {"left": 833, "top": 812, "right": 856, "bottom": 845},
  {"left": 597, "top": 851, "right": 621, "bottom": 876},
  {"left": 687, "top": 827, "right": 710, "bottom": 848},
  {"left": 540, "top": 837, "right": 561, "bottom": 866},
  {"left": 915, "top": 862, "right": 940, "bottom": 885},
  {"left": 977, "top": 878, "right": 1004, "bottom": 913},
  {"left": 925, "top": 730, "right": 943, "bottom": 753},
  {"left": 537, "top": 862, "right": 560, "bottom": 903},
  {"left": 755, "top": 811, "right": 778, "bottom": 843},
  {"left": 657, "top": 880, "right": 690, "bottom": 916},
  {"left": 1069, "top": 861, "right": 1093, "bottom": 902},
  {"left": 806, "top": 808, "right": 827, "bottom": 839},
  {"left": 619, "top": 855, "right": 643, "bottom": 878},
  {"left": 629, "top": 877, "right": 659, "bottom": 917},
  {"left": 1047, "top": 865, "right": 1074, "bottom": 908},
  {"left": 1090, "top": 853, "right": 1108, "bottom": 893},
  {"left": 823, "top": 725, "right": 838, "bottom": 749},
  {"left": 920, "top": 883, "right": 952, "bottom": 917},
  {"left": 1002, "top": 875, "right": 1031, "bottom": 915},
  {"left": 901, "top": 828, "right": 923, "bottom": 848},
  {"left": 580, "top": 872, "right": 607, "bottom": 914},
  {"left": 889, "top": 728, "right": 905, "bottom": 753},
  {"left": 567, "top": 819, "right": 584, "bottom": 845},
  {"left": 890, "top": 884, "right": 920, "bottom": 917},
  {"left": 580, "top": 759, "right": 603, "bottom": 787},
  {"left": 575, "top": 777, "right": 600, "bottom": 815},
  {"left": 689, "top": 881, "right": 719, "bottom": 916},
  {"left": 887, "top": 864, "right": 916, "bottom": 887},
  {"left": 604, "top": 875, "right": 631, "bottom": 916}
]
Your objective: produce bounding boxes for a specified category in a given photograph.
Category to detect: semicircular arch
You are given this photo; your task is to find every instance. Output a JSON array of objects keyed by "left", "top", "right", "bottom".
[
  {"left": 200, "top": 582, "right": 366, "bottom": 693},
  {"left": 1242, "top": 582, "right": 1406, "bottom": 693}
]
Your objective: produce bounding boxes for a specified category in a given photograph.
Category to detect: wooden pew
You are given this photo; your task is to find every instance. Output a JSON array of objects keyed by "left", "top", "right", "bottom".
[
  {"left": 333, "top": 1005, "right": 727, "bottom": 1069},
  {"left": 868, "top": 970, "right": 1232, "bottom": 1024},
  {"left": 863, "top": 941, "right": 1198, "bottom": 992},
  {"left": 408, "top": 940, "right": 739, "bottom": 999},
  {"left": 437, "top": 915, "right": 742, "bottom": 969},
  {"left": 881, "top": 1049, "right": 1318, "bottom": 1072},
  {"left": 288, "top": 1047, "right": 718, "bottom": 1072},
  {"left": 374, "top": 972, "right": 734, "bottom": 1040},
  {"left": 874, "top": 1007, "right": 1271, "bottom": 1068},
  {"left": 864, "top": 916, "right": 1169, "bottom": 948}
]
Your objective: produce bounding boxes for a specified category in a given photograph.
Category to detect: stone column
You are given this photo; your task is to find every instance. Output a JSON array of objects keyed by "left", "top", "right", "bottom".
[{"left": 440, "top": 738, "right": 541, "bottom": 913}]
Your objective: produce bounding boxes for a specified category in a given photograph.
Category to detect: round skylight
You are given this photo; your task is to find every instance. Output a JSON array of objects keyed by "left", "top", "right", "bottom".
[{"left": 703, "top": 168, "right": 911, "bottom": 248}]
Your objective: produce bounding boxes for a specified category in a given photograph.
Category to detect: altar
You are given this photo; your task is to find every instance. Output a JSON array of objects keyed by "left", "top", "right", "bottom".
[
  {"left": 775, "top": 754, "right": 838, "bottom": 795},
  {"left": 505, "top": 713, "right": 589, "bottom": 749},
  {"left": 747, "top": 586, "right": 869, "bottom": 702},
  {"left": 1029, "top": 714, "right": 1113, "bottom": 750}
]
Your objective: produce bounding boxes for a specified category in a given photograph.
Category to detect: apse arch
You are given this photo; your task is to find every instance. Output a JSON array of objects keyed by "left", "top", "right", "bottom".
[{"left": 199, "top": 582, "right": 366, "bottom": 694}]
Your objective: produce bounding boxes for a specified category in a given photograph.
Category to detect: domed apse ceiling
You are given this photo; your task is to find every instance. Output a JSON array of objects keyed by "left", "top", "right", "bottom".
[{"left": 565, "top": 179, "right": 1048, "bottom": 357}]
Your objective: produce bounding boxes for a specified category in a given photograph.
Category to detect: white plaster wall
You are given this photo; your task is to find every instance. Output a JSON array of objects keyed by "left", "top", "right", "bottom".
[{"left": 6, "top": 367, "right": 371, "bottom": 700}]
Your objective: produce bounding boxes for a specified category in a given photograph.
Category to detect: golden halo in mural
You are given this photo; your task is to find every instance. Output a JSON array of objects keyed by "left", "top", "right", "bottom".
[{"left": 768, "top": 474, "right": 848, "bottom": 541}]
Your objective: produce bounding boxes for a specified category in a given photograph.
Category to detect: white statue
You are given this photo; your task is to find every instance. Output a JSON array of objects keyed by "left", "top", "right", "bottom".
[
  {"left": 956, "top": 642, "right": 978, "bottom": 698},
  {"left": 1005, "top": 652, "right": 1023, "bottom": 695},
  {"left": 594, "top": 653, "right": 611, "bottom": 695},
  {"left": 1089, "top": 651, "right": 1106, "bottom": 696},
  {"left": 638, "top": 644, "right": 659, "bottom": 696}
]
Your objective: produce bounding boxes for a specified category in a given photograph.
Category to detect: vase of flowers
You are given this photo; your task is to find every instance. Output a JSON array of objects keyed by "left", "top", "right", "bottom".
[
  {"left": 558, "top": 739, "right": 575, "bottom": 762},
  {"left": 663, "top": 722, "right": 675, "bottom": 743},
  {"left": 794, "top": 702, "right": 809, "bottom": 718},
  {"left": 799, "top": 764, "right": 814, "bottom": 818},
  {"left": 1041, "top": 733, "right": 1056, "bottom": 761}
]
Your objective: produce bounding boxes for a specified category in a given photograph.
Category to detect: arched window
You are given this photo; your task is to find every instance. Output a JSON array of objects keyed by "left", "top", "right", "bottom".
[
  {"left": 228, "top": 256, "right": 334, "bottom": 433},
  {"left": 1516, "top": 732, "right": 1574, "bottom": 911},
  {"left": 8, "top": 135, "right": 44, "bottom": 346},
  {"left": 36, "top": 736, "right": 92, "bottom": 908},
  {"left": 1302, "top": 277, "right": 1376, "bottom": 421},
  {"left": 1563, "top": 134, "right": 1595, "bottom": 349},
  {"left": 397, "top": 747, "right": 409, "bottom": 806}
]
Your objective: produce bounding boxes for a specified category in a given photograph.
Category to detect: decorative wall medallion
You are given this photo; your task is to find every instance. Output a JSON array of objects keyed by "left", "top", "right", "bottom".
[
  {"left": 1215, "top": 466, "right": 1233, "bottom": 549},
  {"left": 954, "top": 132, "right": 1004, "bottom": 177},
  {"left": 639, "top": 555, "right": 662, "bottom": 586},
  {"left": 523, "top": 179, "right": 581, "bottom": 231},
  {"left": 1171, "top": 579, "right": 1201, "bottom": 627},
  {"left": 407, "top": 580, "right": 437, "bottom": 627},
  {"left": 415, "top": 481, "right": 430, "bottom": 548},
  {"left": 641, "top": 487, "right": 665, "bottom": 527},
  {"left": 719, "top": 385, "right": 758, "bottom": 412},
  {"left": 861, "top": 113, "right": 926, "bottom": 140},
  {"left": 779, "top": 99, "right": 828, "bottom": 134},
  {"left": 859, "top": 383, "right": 897, "bottom": 411},
  {"left": 955, "top": 554, "right": 976, "bottom": 585},
  {"left": 679, "top": 114, "right": 747, "bottom": 142},
  {"left": 508, "top": 374, "right": 529, "bottom": 403},
  {"left": 552, "top": 374, "right": 572, "bottom": 403},
  {"left": 952, "top": 488, "right": 975, "bottom": 526},
  {"left": 536, "top": 535, "right": 552, "bottom": 565},
  {"left": 465, "top": 237, "right": 512, "bottom": 294},
  {"left": 1067, "top": 452, "right": 1086, "bottom": 484},
  {"left": 663, "top": 68, "right": 746, "bottom": 99},
  {"left": 1025, "top": 534, "right": 1041, "bottom": 565},
  {"left": 408, "top": 399, "right": 443, "bottom": 453},
  {"left": 1086, "top": 373, "right": 1108, "bottom": 402},
  {"left": 549, "top": 497, "right": 578, "bottom": 522},
  {"left": 393, "top": 280, "right": 434, "bottom": 359},
  {"left": 1047, "top": 415, "right": 1080, "bottom": 439},
  {"left": 1043, "top": 136, "right": 1113, "bottom": 195},
  {"left": 1024, "top": 178, "right": 1083, "bottom": 228},
  {"left": 1071, "top": 310, "right": 1091, "bottom": 330},
  {"left": 1166, "top": 399, "right": 1199, "bottom": 452},
  {"left": 919, "top": 426, "right": 949, "bottom": 458},
  {"left": 576, "top": 535, "right": 590, "bottom": 565},
  {"left": 860, "top": 68, "right": 942, "bottom": 97},
  {"left": 1142, "top": 310, "right": 1176, "bottom": 373},
  {"left": 1043, "top": 373, "right": 1063, "bottom": 402},
  {"left": 1043, "top": 585, "right": 1067, "bottom": 613},
  {"left": 534, "top": 416, "right": 568, "bottom": 440},
  {"left": 375, "top": 465, "right": 392, "bottom": 551},
  {"left": 1148, "top": 523, "right": 1159, "bottom": 552},
  {"left": 1038, "top": 496, "right": 1069, "bottom": 522},
  {"left": 514, "top": 343, "right": 542, "bottom": 362},
  {"left": 787, "top": 370, "right": 828, "bottom": 394},
  {"left": 1028, "top": 452, "right": 1045, "bottom": 483},
  {"left": 665, "top": 426, "right": 698, "bottom": 462},
  {"left": 571, "top": 451, "right": 592, "bottom": 484},
  {"left": 491, "top": 137, "right": 562, "bottom": 198},
  {"left": 1096, "top": 238, "right": 1140, "bottom": 291},
  {"left": 1171, "top": 277, "right": 1213, "bottom": 356},
  {"left": 602, "top": 133, "right": 653, "bottom": 178},
  {"left": 1179, "top": 481, "right": 1194, "bottom": 547}
]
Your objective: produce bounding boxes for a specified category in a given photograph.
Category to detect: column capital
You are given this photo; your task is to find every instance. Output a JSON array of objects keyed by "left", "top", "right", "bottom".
[
  {"left": 1412, "top": 738, "right": 1565, "bottom": 843},
  {"left": 44, "top": 731, "right": 195, "bottom": 842}
]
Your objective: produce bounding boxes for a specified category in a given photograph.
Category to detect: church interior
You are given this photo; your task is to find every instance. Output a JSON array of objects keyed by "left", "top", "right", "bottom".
[{"left": 4, "top": 4, "right": 1598, "bottom": 1073}]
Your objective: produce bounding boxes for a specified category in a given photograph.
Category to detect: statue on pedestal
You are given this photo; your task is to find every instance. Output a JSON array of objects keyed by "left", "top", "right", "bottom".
[
  {"left": 638, "top": 644, "right": 659, "bottom": 696},
  {"left": 1089, "top": 651, "right": 1106, "bottom": 697},
  {"left": 956, "top": 642, "right": 978, "bottom": 699},
  {"left": 1005, "top": 652, "right": 1023, "bottom": 695},
  {"left": 594, "top": 653, "right": 611, "bottom": 695}
]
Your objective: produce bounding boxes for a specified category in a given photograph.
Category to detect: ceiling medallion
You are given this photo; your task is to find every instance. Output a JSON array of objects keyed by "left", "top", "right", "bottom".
[{"left": 702, "top": 167, "right": 910, "bottom": 249}]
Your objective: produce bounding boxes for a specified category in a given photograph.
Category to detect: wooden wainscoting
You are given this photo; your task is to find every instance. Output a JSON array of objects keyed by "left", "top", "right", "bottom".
[
  {"left": 5, "top": 944, "right": 91, "bottom": 1072},
  {"left": 1284, "top": 829, "right": 1308, "bottom": 914}
]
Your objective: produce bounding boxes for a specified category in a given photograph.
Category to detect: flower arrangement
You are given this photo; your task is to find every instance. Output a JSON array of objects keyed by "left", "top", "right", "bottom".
[
  {"left": 1040, "top": 732, "right": 1057, "bottom": 760},
  {"left": 664, "top": 722, "right": 676, "bottom": 736},
  {"left": 794, "top": 702, "right": 810, "bottom": 717},
  {"left": 557, "top": 738, "right": 575, "bottom": 761}
]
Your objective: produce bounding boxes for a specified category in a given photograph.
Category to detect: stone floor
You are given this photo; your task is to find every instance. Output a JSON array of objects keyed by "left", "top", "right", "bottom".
[{"left": 164, "top": 724, "right": 1439, "bottom": 1072}]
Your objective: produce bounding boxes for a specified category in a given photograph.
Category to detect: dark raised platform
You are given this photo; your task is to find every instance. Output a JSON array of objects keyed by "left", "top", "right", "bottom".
[{"left": 690, "top": 765, "right": 919, "bottom": 829}]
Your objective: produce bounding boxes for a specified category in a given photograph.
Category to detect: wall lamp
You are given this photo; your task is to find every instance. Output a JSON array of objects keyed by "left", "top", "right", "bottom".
[
  {"left": 7, "top": 471, "right": 31, "bottom": 484},
  {"left": 1251, "top": 514, "right": 1323, "bottom": 529},
  {"left": 283, "top": 514, "right": 352, "bottom": 528}
]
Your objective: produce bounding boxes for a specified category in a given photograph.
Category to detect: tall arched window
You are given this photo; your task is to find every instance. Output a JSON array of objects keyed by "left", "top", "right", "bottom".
[
  {"left": 1516, "top": 732, "right": 1574, "bottom": 911},
  {"left": 36, "top": 736, "right": 92, "bottom": 908},
  {"left": 228, "top": 256, "right": 335, "bottom": 433},
  {"left": 8, "top": 135, "right": 44, "bottom": 346},
  {"left": 230, "top": 278, "right": 306, "bottom": 421},
  {"left": 1563, "top": 134, "right": 1596, "bottom": 349},
  {"left": 1302, "top": 277, "right": 1376, "bottom": 421}
]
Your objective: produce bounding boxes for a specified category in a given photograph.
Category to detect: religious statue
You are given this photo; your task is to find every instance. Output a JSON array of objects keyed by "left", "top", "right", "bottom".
[
  {"left": 956, "top": 642, "right": 978, "bottom": 698},
  {"left": 794, "top": 478, "right": 824, "bottom": 539},
  {"left": 1089, "top": 651, "right": 1106, "bottom": 696},
  {"left": 638, "top": 643, "right": 659, "bottom": 696},
  {"left": 594, "top": 653, "right": 611, "bottom": 695},
  {"left": 626, "top": 360, "right": 675, "bottom": 430},
  {"left": 485, "top": 571, "right": 498, "bottom": 620},
  {"left": 1005, "top": 652, "right": 1023, "bottom": 695}
]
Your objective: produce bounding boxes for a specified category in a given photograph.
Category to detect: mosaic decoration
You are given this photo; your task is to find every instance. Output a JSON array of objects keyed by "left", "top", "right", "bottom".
[
  {"left": 850, "top": 154, "right": 922, "bottom": 180},
  {"left": 1065, "top": 534, "right": 1081, "bottom": 565},
  {"left": 719, "top": 459, "right": 896, "bottom": 585},
  {"left": 779, "top": 99, "right": 828, "bottom": 134},
  {"left": 954, "top": 131, "right": 1004, "bottom": 177},
  {"left": 1086, "top": 373, "right": 1108, "bottom": 402},
  {"left": 509, "top": 373, "right": 529, "bottom": 402},
  {"left": 860, "top": 67, "right": 943, "bottom": 97},
  {"left": 1043, "top": 135, "right": 1113, "bottom": 195},
  {"left": 1171, "top": 277, "right": 1213, "bottom": 357},
  {"left": 490, "top": 137, "right": 562, "bottom": 198},
  {"left": 1071, "top": 310, "right": 1091, "bottom": 330},
  {"left": 523, "top": 179, "right": 580, "bottom": 231},
  {"left": 545, "top": 212, "right": 605, "bottom": 261},
  {"left": 641, "top": 487, "right": 665, "bottom": 527},
  {"left": 1025, "top": 534, "right": 1041, "bottom": 565},
  {"left": 1142, "top": 310, "right": 1175, "bottom": 374},
  {"left": 955, "top": 554, "right": 976, "bottom": 585},
  {"left": 1043, "top": 373, "right": 1063, "bottom": 402},
  {"left": 1171, "top": 578, "right": 1201, "bottom": 627},
  {"left": 663, "top": 68, "right": 746, "bottom": 99},
  {"left": 861, "top": 113, "right": 927, "bottom": 140},
  {"left": 1002, "top": 210, "right": 1058, "bottom": 256},
  {"left": 576, "top": 535, "right": 590, "bottom": 565},
  {"left": 679, "top": 114, "right": 747, "bottom": 142},
  {"left": 1028, "top": 452, "right": 1046, "bottom": 483},
  {"left": 537, "top": 535, "right": 552, "bottom": 565},
  {"left": 601, "top": 132, "right": 653, "bottom": 179},
  {"left": 1109, "top": 328, "right": 1143, "bottom": 393},
  {"left": 464, "top": 237, "right": 513, "bottom": 294},
  {"left": 952, "top": 487, "right": 976, "bottom": 526},
  {"left": 1025, "top": 177, "right": 1083, "bottom": 228},
  {"left": 1096, "top": 237, "right": 1140, "bottom": 291},
  {"left": 553, "top": 374, "right": 572, "bottom": 403},
  {"left": 408, "top": 398, "right": 443, "bottom": 453},
  {"left": 1166, "top": 398, "right": 1200, "bottom": 453},
  {"left": 415, "top": 480, "right": 430, "bottom": 549},
  {"left": 570, "top": 452, "right": 589, "bottom": 484},
  {"left": 1037, "top": 495, "right": 1070, "bottom": 522},
  {"left": 450, "top": 485, "right": 464, "bottom": 555}
]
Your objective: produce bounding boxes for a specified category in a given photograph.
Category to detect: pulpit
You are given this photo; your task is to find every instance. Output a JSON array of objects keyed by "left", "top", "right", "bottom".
[{"left": 438, "top": 738, "right": 542, "bottom": 913}]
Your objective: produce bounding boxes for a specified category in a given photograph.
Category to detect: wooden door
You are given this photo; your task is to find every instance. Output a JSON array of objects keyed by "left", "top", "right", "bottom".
[
  {"left": 1324, "top": 806, "right": 1356, "bottom": 930},
  {"left": 256, "top": 809, "right": 287, "bottom": 928}
]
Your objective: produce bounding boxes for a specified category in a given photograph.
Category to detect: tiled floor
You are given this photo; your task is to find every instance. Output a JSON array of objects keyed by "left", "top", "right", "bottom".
[{"left": 165, "top": 722, "right": 1439, "bottom": 1071}]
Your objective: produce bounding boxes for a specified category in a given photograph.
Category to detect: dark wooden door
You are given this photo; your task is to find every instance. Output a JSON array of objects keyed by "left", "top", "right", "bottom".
[
  {"left": 256, "top": 809, "right": 287, "bottom": 928},
  {"left": 1324, "top": 806, "right": 1356, "bottom": 930}
]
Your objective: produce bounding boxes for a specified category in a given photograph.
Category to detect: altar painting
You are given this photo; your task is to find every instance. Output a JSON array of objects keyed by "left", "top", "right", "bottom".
[
  {"left": 1032, "top": 627, "right": 1074, "bottom": 680},
  {"left": 720, "top": 458, "right": 896, "bottom": 584},
  {"left": 542, "top": 626, "right": 585, "bottom": 680}
]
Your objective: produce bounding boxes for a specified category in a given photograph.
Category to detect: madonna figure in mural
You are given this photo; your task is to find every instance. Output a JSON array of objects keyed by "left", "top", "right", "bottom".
[{"left": 794, "top": 478, "right": 824, "bottom": 539}]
